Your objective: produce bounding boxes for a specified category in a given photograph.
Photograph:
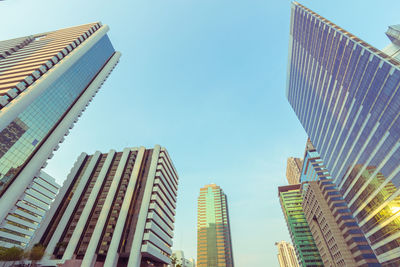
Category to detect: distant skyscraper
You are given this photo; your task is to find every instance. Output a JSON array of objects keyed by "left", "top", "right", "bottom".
[
  {"left": 197, "top": 184, "right": 234, "bottom": 267},
  {"left": 275, "top": 241, "right": 299, "bottom": 267},
  {"left": 0, "top": 23, "right": 120, "bottom": 224},
  {"left": 29, "top": 145, "right": 178, "bottom": 267},
  {"left": 302, "top": 180, "right": 380, "bottom": 266},
  {"left": 287, "top": 1, "right": 400, "bottom": 263},
  {"left": 0, "top": 171, "right": 59, "bottom": 249},
  {"left": 278, "top": 184, "right": 322, "bottom": 266},
  {"left": 383, "top": 25, "right": 400, "bottom": 61},
  {"left": 286, "top": 157, "right": 303, "bottom": 185},
  {"left": 172, "top": 250, "right": 196, "bottom": 267}
]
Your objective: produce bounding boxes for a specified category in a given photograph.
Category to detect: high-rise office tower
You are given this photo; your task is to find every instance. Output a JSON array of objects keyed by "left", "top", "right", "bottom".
[
  {"left": 296, "top": 140, "right": 380, "bottom": 265},
  {"left": 0, "top": 23, "right": 120, "bottom": 225},
  {"left": 286, "top": 157, "right": 303, "bottom": 185},
  {"left": 29, "top": 145, "right": 178, "bottom": 267},
  {"left": 197, "top": 184, "right": 234, "bottom": 267},
  {"left": 0, "top": 171, "right": 59, "bottom": 249},
  {"left": 275, "top": 241, "right": 299, "bottom": 267},
  {"left": 278, "top": 184, "right": 323, "bottom": 266},
  {"left": 302, "top": 179, "right": 380, "bottom": 266},
  {"left": 287, "top": 1, "right": 400, "bottom": 263}
]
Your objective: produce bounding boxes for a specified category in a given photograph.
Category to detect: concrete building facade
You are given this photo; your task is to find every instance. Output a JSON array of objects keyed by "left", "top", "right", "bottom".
[
  {"left": 0, "top": 171, "right": 59, "bottom": 249},
  {"left": 278, "top": 184, "right": 323, "bottom": 266},
  {"left": 30, "top": 145, "right": 178, "bottom": 267},
  {"left": 302, "top": 180, "right": 380, "bottom": 266}
]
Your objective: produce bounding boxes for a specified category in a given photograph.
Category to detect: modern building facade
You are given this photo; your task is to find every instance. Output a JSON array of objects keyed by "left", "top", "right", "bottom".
[
  {"left": 286, "top": 157, "right": 303, "bottom": 185},
  {"left": 197, "top": 184, "right": 234, "bottom": 267},
  {"left": 300, "top": 139, "right": 331, "bottom": 183},
  {"left": 302, "top": 179, "right": 380, "bottom": 266},
  {"left": 29, "top": 145, "right": 178, "bottom": 267},
  {"left": 0, "top": 171, "right": 59, "bottom": 249},
  {"left": 296, "top": 139, "right": 380, "bottom": 265},
  {"left": 278, "top": 184, "right": 323, "bottom": 266},
  {"left": 275, "top": 241, "right": 299, "bottom": 267},
  {"left": 0, "top": 23, "right": 120, "bottom": 226},
  {"left": 383, "top": 25, "right": 400, "bottom": 61},
  {"left": 287, "top": 1, "right": 400, "bottom": 264}
]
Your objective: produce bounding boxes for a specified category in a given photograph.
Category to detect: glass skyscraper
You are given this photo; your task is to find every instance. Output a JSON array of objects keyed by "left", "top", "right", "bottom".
[
  {"left": 0, "top": 23, "right": 120, "bottom": 225},
  {"left": 287, "top": 1, "right": 400, "bottom": 264},
  {"left": 197, "top": 184, "right": 234, "bottom": 267},
  {"left": 278, "top": 184, "right": 323, "bottom": 267}
]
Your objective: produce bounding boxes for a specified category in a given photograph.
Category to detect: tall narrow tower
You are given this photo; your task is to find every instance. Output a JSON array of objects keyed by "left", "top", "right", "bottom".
[
  {"left": 197, "top": 184, "right": 234, "bottom": 267},
  {"left": 275, "top": 241, "right": 299, "bottom": 267},
  {"left": 0, "top": 23, "right": 120, "bottom": 223},
  {"left": 286, "top": 157, "right": 303, "bottom": 185},
  {"left": 278, "top": 184, "right": 322, "bottom": 266}
]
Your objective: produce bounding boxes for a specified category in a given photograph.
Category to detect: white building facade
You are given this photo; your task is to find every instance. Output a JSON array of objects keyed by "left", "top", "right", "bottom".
[
  {"left": 30, "top": 145, "right": 179, "bottom": 267},
  {"left": 0, "top": 171, "right": 60, "bottom": 248}
]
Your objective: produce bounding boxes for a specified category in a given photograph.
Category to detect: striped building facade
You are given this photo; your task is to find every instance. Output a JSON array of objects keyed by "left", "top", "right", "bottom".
[
  {"left": 29, "top": 145, "right": 178, "bottom": 267},
  {"left": 0, "top": 23, "right": 120, "bottom": 226},
  {"left": 302, "top": 180, "right": 380, "bottom": 266},
  {"left": 197, "top": 184, "right": 234, "bottom": 267},
  {"left": 278, "top": 184, "right": 323, "bottom": 266},
  {"left": 287, "top": 1, "right": 400, "bottom": 264},
  {"left": 0, "top": 171, "right": 60, "bottom": 249}
]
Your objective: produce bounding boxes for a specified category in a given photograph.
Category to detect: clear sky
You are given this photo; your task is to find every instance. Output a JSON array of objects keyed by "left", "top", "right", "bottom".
[{"left": 1, "top": 0, "right": 400, "bottom": 265}]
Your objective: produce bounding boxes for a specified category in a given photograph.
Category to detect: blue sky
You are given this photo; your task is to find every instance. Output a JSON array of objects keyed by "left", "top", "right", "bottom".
[{"left": 2, "top": 0, "right": 400, "bottom": 265}]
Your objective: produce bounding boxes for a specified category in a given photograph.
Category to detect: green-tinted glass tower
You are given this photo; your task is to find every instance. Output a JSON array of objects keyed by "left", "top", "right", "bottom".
[
  {"left": 278, "top": 184, "right": 323, "bottom": 267},
  {"left": 197, "top": 184, "right": 234, "bottom": 267}
]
